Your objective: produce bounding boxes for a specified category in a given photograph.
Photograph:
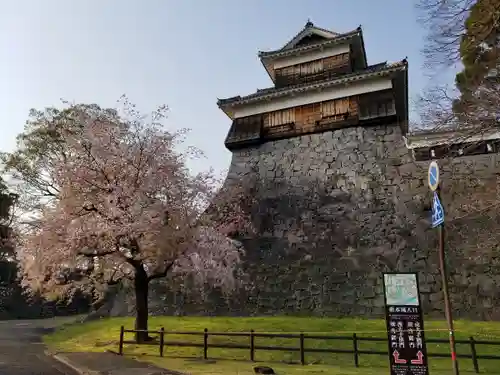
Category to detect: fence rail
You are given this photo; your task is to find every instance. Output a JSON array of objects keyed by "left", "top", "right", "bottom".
[{"left": 118, "top": 326, "right": 500, "bottom": 373}]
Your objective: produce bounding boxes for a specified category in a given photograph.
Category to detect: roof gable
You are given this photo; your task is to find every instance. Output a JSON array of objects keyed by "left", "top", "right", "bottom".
[{"left": 281, "top": 21, "right": 339, "bottom": 51}]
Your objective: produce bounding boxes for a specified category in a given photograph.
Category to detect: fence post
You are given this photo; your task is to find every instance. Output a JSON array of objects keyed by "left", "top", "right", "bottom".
[
  {"left": 203, "top": 328, "right": 208, "bottom": 360},
  {"left": 470, "top": 336, "right": 479, "bottom": 373},
  {"left": 118, "top": 326, "right": 124, "bottom": 356},
  {"left": 353, "top": 333, "right": 359, "bottom": 367},
  {"left": 299, "top": 333, "right": 305, "bottom": 365},
  {"left": 159, "top": 327, "right": 165, "bottom": 357},
  {"left": 250, "top": 329, "right": 255, "bottom": 362}
]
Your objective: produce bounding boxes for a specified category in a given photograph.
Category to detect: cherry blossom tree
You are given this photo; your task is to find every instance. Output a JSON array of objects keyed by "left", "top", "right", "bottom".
[{"left": 13, "top": 99, "right": 253, "bottom": 342}]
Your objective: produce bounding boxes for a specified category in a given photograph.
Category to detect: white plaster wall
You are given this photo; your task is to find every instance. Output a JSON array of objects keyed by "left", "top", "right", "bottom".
[{"left": 233, "top": 78, "right": 392, "bottom": 118}]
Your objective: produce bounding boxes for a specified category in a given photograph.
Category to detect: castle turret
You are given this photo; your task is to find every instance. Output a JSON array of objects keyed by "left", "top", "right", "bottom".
[
  {"left": 209, "top": 22, "right": 500, "bottom": 320},
  {"left": 218, "top": 22, "right": 408, "bottom": 150}
]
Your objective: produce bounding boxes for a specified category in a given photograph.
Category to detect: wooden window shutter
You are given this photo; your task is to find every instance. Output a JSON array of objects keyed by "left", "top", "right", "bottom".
[
  {"left": 299, "top": 60, "right": 323, "bottom": 76},
  {"left": 267, "top": 108, "right": 295, "bottom": 127},
  {"left": 311, "top": 60, "right": 323, "bottom": 74},
  {"left": 335, "top": 98, "right": 349, "bottom": 114},
  {"left": 282, "top": 108, "right": 295, "bottom": 124},
  {"left": 268, "top": 111, "right": 280, "bottom": 127},
  {"left": 300, "top": 63, "right": 310, "bottom": 76},
  {"left": 263, "top": 113, "right": 270, "bottom": 128},
  {"left": 321, "top": 100, "right": 336, "bottom": 117}
]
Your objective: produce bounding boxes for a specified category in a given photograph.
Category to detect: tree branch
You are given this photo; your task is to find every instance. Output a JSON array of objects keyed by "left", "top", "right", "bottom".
[
  {"left": 148, "top": 260, "right": 175, "bottom": 281},
  {"left": 106, "top": 268, "right": 122, "bottom": 285}
]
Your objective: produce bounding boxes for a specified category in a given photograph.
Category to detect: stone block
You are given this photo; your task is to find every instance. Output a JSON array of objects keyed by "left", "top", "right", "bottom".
[{"left": 200, "top": 121, "right": 500, "bottom": 319}]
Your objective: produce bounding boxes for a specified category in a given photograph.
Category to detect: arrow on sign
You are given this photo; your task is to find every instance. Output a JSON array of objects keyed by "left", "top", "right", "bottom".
[
  {"left": 428, "top": 161, "right": 440, "bottom": 191},
  {"left": 393, "top": 350, "right": 407, "bottom": 364},
  {"left": 411, "top": 351, "right": 424, "bottom": 365},
  {"left": 429, "top": 168, "right": 437, "bottom": 187},
  {"left": 432, "top": 192, "right": 445, "bottom": 228}
]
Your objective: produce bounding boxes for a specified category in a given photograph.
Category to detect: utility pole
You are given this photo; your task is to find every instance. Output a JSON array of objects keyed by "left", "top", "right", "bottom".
[{"left": 428, "top": 161, "right": 459, "bottom": 375}]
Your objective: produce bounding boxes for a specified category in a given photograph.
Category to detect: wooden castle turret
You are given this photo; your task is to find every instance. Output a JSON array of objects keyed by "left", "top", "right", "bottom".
[{"left": 217, "top": 21, "right": 409, "bottom": 150}]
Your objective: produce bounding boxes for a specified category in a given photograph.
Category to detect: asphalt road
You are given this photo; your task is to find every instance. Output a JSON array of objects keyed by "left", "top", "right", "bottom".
[{"left": 0, "top": 319, "right": 79, "bottom": 375}]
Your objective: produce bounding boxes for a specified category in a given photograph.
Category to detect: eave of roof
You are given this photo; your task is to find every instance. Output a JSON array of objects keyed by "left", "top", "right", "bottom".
[
  {"left": 258, "top": 27, "right": 361, "bottom": 60},
  {"left": 217, "top": 60, "right": 408, "bottom": 111},
  {"left": 405, "top": 126, "right": 500, "bottom": 149}
]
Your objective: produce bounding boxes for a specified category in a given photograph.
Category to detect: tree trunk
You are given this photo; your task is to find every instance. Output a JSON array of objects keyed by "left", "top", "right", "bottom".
[{"left": 134, "top": 265, "right": 150, "bottom": 343}]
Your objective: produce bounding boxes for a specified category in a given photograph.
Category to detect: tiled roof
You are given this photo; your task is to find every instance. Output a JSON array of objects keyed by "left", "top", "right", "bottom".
[
  {"left": 279, "top": 21, "right": 340, "bottom": 51},
  {"left": 405, "top": 126, "right": 500, "bottom": 148},
  {"left": 218, "top": 60, "right": 407, "bottom": 108},
  {"left": 258, "top": 27, "right": 361, "bottom": 59}
]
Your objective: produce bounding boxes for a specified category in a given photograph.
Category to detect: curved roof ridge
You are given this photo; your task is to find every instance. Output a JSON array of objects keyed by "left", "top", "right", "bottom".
[{"left": 265, "top": 21, "right": 345, "bottom": 55}]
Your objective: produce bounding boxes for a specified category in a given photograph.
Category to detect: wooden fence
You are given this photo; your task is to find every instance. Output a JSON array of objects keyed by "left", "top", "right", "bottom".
[{"left": 118, "top": 326, "right": 500, "bottom": 373}]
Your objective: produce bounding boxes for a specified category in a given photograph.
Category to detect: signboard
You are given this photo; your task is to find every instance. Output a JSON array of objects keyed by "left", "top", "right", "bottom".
[
  {"left": 383, "top": 273, "right": 429, "bottom": 375},
  {"left": 431, "top": 192, "right": 444, "bottom": 228},
  {"left": 428, "top": 161, "right": 439, "bottom": 191}
]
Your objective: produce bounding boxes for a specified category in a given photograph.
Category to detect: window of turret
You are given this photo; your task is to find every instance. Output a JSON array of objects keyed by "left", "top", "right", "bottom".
[
  {"left": 321, "top": 98, "right": 349, "bottom": 117},
  {"left": 299, "top": 60, "right": 323, "bottom": 76},
  {"left": 265, "top": 108, "right": 296, "bottom": 127},
  {"left": 359, "top": 91, "right": 396, "bottom": 119}
]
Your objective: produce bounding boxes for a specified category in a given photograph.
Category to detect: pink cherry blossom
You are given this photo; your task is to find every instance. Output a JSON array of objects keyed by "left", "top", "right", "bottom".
[{"left": 16, "top": 99, "right": 253, "bottom": 342}]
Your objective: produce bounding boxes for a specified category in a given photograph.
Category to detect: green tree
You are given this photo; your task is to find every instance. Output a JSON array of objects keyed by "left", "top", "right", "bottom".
[
  {"left": 454, "top": 0, "right": 500, "bottom": 113},
  {"left": 0, "top": 178, "right": 19, "bottom": 316},
  {"left": 415, "top": 0, "right": 500, "bottom": 131},
  {"left": 1, "top": 103, "right": 103, "bottom": 224},
  {"left": 0, "top": 178, "right": 17, "bottom": 262}
]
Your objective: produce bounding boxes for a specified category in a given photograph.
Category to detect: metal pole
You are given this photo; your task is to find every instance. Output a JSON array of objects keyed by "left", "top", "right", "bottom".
[{"left": 436, "top": 186, "right": 459, "bottom": 375}]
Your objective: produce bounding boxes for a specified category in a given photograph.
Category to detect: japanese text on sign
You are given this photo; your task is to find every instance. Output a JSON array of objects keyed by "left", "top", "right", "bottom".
[{"left": 383, "top": 273, "right": 429, "bottom": 375}]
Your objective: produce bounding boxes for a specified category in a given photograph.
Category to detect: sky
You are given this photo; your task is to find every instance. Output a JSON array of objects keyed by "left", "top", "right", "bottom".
[{"left": 0, "top": 0, "right": 454, "bottom": 177}]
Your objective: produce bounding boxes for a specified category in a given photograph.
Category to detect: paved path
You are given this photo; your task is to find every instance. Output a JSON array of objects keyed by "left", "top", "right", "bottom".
[
  {"left": 54, "top": 351, "right": 183, "bottom": 375},
  {"left": 0, "top": 319, "right": 79, "bottom": 375}
]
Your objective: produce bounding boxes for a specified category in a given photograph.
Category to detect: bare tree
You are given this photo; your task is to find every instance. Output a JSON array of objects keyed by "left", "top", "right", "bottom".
[
  {"left": 412, "top": 0, "right": 500, "bottom": 276},
  {"left": 415, "top": 0, "right": 500, "bottom": 122},
  {"left": 416, "top": 0, "right": 476, "bottom": 71}
]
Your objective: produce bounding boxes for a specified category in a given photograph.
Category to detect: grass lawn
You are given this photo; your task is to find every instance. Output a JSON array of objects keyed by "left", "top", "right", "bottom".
[{"left": 44, "top": 316, "right": 500, "bottom": 375}]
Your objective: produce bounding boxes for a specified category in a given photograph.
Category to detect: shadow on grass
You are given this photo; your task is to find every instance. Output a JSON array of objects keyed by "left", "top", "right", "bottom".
[
  {"left": 128, "top": 353, "right": 493, "bottom": 375},
  {"left": 45, "top": 316, "right": 500, "bottom": 375}
]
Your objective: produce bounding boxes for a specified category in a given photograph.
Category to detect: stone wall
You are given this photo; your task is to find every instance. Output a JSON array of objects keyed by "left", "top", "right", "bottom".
[{"left": 212, "top": 122, "right": 500, "bottom": 320}]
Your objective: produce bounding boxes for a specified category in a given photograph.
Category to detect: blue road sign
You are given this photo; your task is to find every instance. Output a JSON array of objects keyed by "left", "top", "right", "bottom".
[
  {"left": 428, "top": 161, "right": 439, "bottom": 191},
  {"left": 431, "top": 192, "right": 444, "bottom": 228}
]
